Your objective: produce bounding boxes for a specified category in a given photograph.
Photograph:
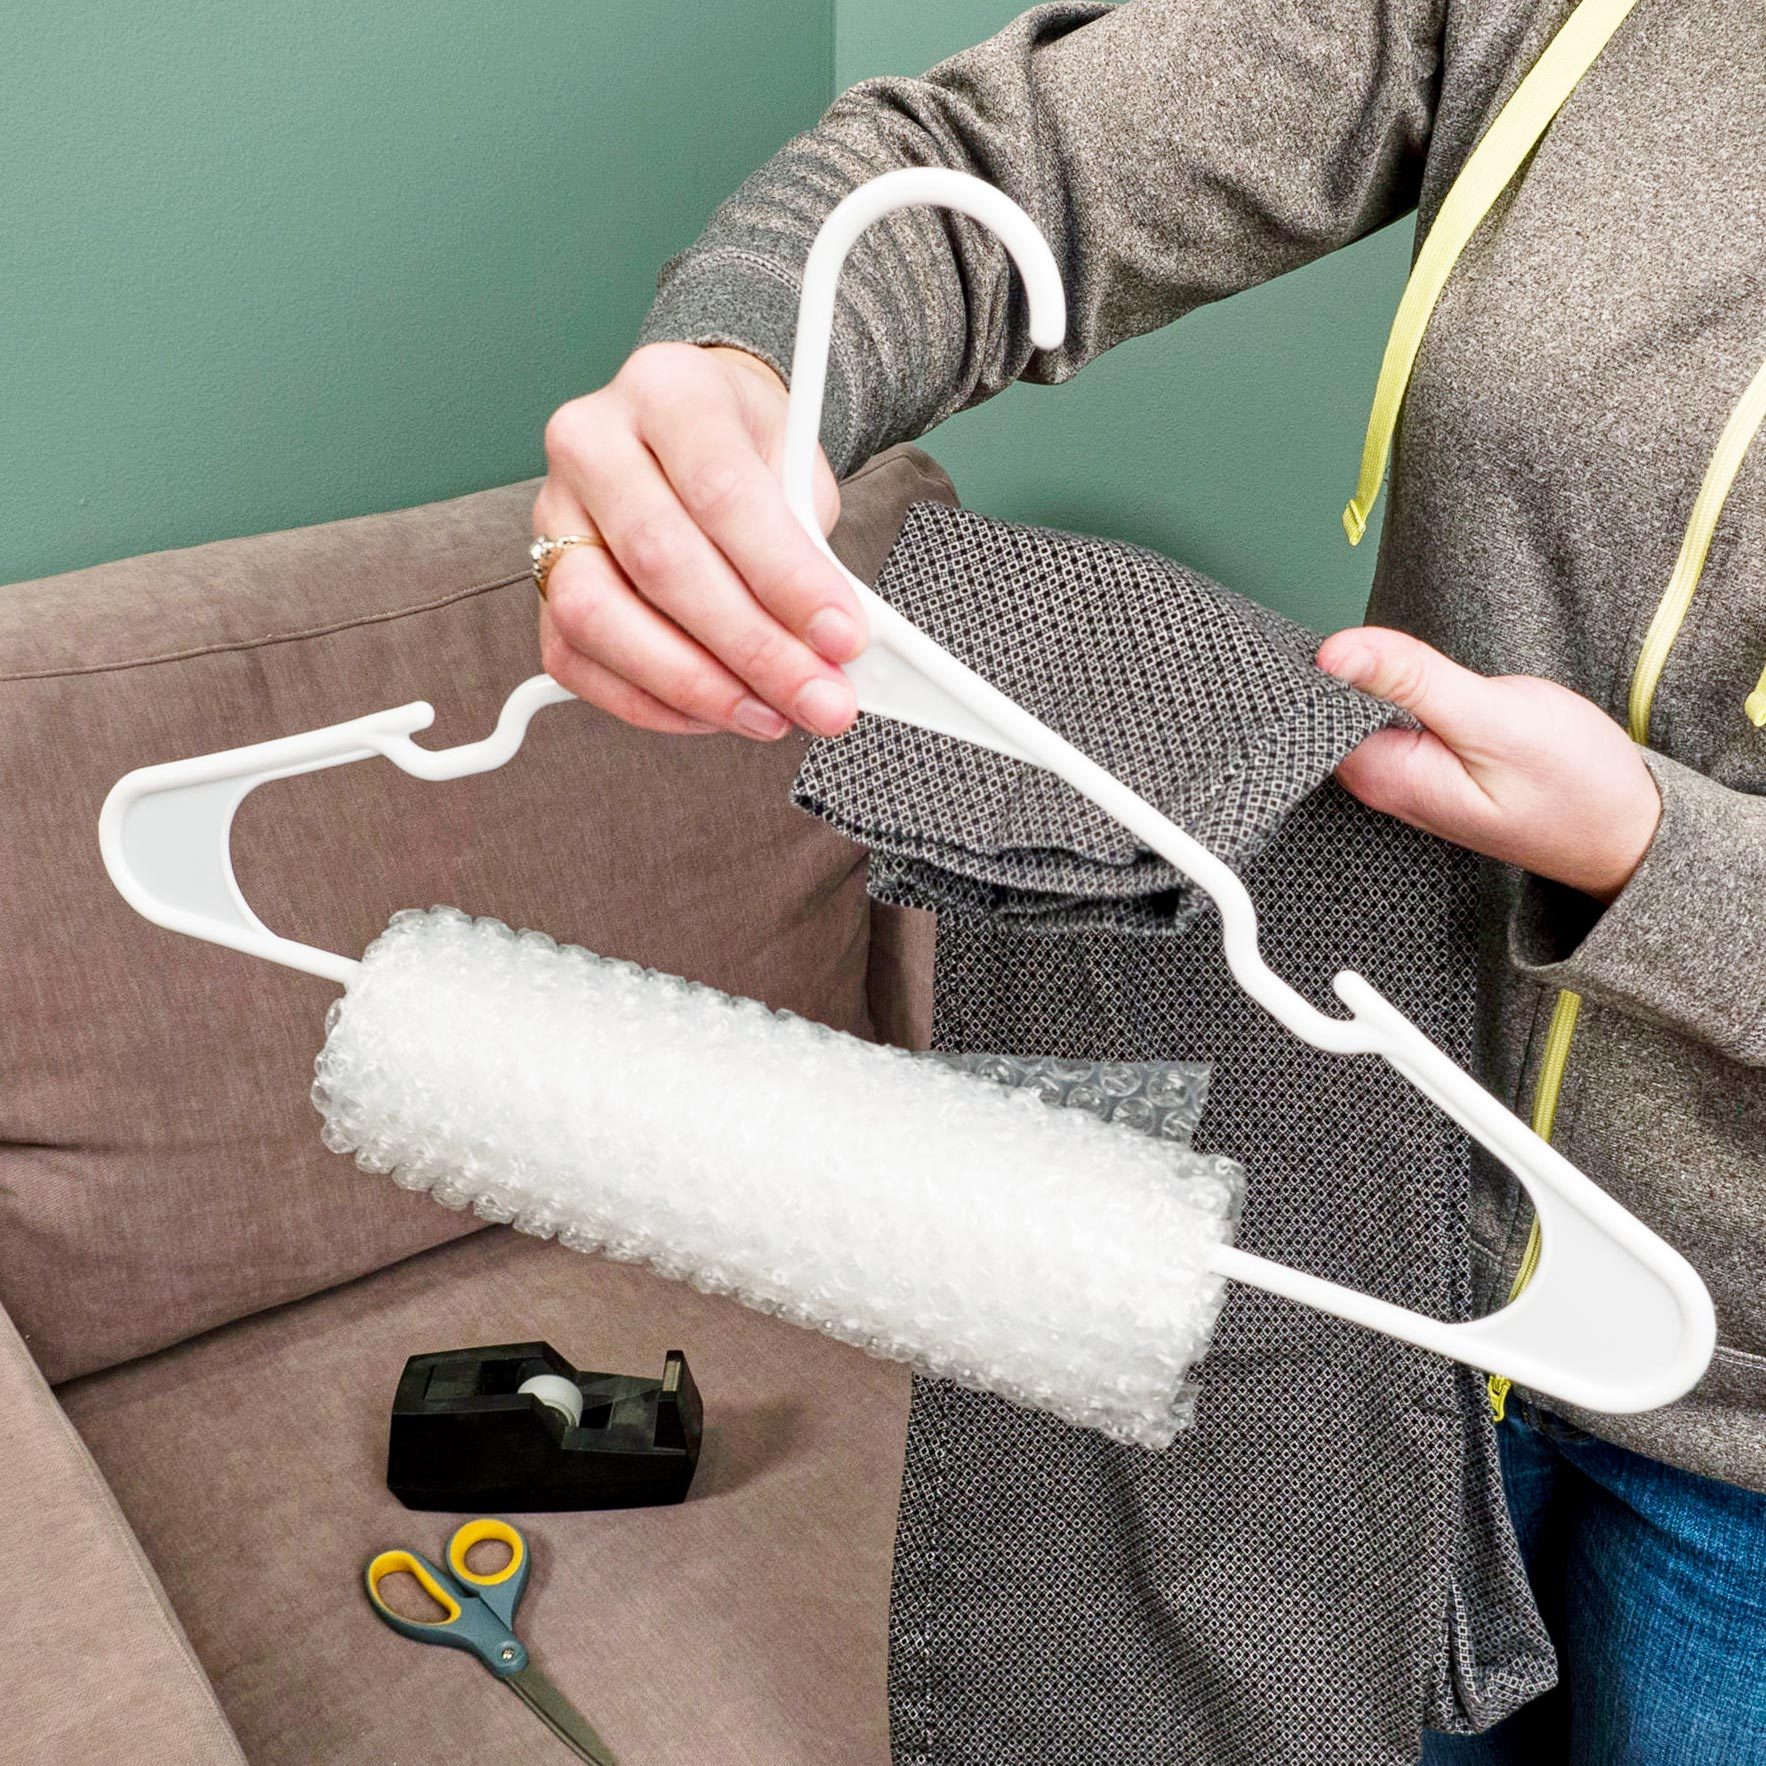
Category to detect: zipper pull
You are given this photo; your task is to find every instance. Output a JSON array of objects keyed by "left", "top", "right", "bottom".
[
  {"left": 1486, "top": 1373, "right": 1511, "bottom": 1423},
  {"left": 1747, "top": 662, "right": 1766, "bottom": 728}
]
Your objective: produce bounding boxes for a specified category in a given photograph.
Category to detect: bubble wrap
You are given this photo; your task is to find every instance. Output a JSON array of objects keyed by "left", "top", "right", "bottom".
[
  {"left": 312, "top": 908, "right": 1244, "bottom": 1448},
  {"left": 927, "top": 1052, "right": 1209, "bottom": 1143}
]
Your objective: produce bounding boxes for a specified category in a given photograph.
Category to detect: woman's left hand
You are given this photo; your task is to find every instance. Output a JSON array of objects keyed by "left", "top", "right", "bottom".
[{"left": 1317, "top": 627, "right": 1661, "bottom": 904}]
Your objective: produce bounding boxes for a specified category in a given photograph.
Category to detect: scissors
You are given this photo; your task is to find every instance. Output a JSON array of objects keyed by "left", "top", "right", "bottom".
[{"left": 365, "top": 1517, "right": 618, "bottom": 1764}]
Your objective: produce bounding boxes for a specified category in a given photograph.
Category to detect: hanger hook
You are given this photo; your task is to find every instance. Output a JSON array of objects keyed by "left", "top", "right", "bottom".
[{"left": 780, "top": 168, "right": 1067, "bottom": 536}]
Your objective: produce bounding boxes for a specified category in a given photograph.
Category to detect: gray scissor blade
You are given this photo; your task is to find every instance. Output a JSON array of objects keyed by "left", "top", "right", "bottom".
[{"left": 508, "top": 1664, "right": 620, "bottom": 1766}]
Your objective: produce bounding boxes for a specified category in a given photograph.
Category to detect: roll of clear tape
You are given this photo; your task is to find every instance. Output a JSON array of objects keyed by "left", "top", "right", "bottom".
[{"left": 517, "top": 1373, "right": 585, "bottom": 1428}]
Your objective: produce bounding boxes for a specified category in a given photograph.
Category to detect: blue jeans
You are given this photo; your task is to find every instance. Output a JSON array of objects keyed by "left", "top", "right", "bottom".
[{"left": 1422, "top": 1403, "right": 1766, "bottom": 1765}]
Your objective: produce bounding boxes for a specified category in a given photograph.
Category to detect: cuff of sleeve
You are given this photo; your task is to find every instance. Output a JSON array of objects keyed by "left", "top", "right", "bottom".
[
  {"left": 635, "top": 245, "right": 869, "bottom": 477},
  {"left": 1509, "top": 748, "right": 1766, "bottom": 1063}
]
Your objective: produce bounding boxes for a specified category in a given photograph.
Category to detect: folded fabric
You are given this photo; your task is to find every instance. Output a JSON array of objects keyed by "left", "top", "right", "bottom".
[
  {"left": 792, "top": 505, "right": 1553, "bottom": 1766},
  {"left": 793, "top": 503, "right": 1403, "bottom": 932}
]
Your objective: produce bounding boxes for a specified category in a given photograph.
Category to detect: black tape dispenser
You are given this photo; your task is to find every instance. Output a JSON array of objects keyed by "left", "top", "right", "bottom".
[{"left": 388, "top": 1340, "right": 703, "bottom": 1512}]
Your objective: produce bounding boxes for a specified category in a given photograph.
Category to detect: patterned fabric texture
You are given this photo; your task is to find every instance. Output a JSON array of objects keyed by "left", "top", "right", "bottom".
[
  {"left": 794, "top": 505, "right": 1403, "bottom": 933},
  {"left": 795, "top": 506, "right": 1555, "bottom": 1764}
]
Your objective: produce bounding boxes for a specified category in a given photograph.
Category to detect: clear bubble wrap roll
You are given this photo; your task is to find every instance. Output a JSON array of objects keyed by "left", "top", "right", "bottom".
[{"left": 312, "top": 909, "right": 1245, "bottom": 1448}]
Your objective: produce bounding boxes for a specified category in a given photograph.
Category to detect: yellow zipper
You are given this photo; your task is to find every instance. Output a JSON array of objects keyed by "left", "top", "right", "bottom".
[
  {"left": 1486, "top": 989, "right": 1580, "bottom": 1421},
  {"left": 1343, "top": 0, "right": 1645, "bottom": 545}
]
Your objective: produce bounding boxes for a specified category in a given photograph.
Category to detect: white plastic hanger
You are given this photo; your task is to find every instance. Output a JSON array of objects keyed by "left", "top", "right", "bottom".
[{"left": 100, "top": 169, "right": 1715, "bottom": 1417}]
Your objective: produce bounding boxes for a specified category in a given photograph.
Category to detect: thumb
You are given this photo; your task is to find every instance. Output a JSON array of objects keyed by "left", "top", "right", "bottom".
[{"left": 1316, "top": 626, "right": 1497, "bottom": 749}]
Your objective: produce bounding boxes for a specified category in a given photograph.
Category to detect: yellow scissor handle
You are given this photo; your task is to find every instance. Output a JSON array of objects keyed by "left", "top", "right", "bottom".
[
  {"left": 447, "top": 1517, "right": 526, "bottom": 1588},
  {"left": 365, "top": 1548, "right": 462, "bottom": 1628}
]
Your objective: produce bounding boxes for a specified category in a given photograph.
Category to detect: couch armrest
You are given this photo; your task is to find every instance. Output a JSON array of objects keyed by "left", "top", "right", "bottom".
[{"left": 0, "top": 1305, "right": 245, "bottom": 1763}]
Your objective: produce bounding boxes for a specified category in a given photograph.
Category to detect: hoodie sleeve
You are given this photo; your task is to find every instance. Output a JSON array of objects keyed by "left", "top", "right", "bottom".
[
  {"left": 1509, "top": 749, "right": 1766, "bottom": 1066},
  {"left": 636, "top": 0, "right": 1447, "bottom": 475}
]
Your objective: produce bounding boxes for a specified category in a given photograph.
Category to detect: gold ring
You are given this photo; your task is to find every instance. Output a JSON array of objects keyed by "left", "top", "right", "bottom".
[{"left": 530, "top": 533, "right": 605, "bottom": 599}]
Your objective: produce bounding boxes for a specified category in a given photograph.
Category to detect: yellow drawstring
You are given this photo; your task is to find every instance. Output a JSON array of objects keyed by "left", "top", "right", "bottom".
[
  {"left": 1342, "top": 0, "right": 1644, "bottom": 545},
  {"left": 1629, "top": 354, "right": 1766, "bottom": 739}
]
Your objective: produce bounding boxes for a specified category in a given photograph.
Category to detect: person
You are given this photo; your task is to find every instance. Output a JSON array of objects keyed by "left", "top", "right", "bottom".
[{"left": 530, "top": 1, "right": 1766, "bottom": 1758}]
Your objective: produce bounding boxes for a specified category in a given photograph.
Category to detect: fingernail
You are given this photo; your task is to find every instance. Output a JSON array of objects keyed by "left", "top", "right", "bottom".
[
  {"left": 1322, "top": 644, "right": 1375, "bottom": 685},
  {"left": 794, "top": 676, "right": 855, "bottom": 736},
  {"left": 732, "top": 696, "right": 789, "bottom": 739},
  {"left": 807, "top": 606, "right": 863, "bottom": 662}
]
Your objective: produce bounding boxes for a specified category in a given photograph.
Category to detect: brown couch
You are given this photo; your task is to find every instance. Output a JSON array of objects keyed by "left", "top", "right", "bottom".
[{"left": 0, "top": 445, "right": 954, "bottom": 1764}]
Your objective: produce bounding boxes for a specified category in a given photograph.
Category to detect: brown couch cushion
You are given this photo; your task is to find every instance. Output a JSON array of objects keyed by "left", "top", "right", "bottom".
[
  {"left": 0, "top": 1301, "right": 245, "bottom": 1763},
  {"left": 56, "top": 1225, "right": 908, "bottom": 1765},
  {"left": 0, "top": 445, "right": 951, "bottom": 1382}
]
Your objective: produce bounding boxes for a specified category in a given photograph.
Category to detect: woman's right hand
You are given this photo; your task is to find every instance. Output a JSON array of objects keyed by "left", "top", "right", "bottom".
[{"left": 533, "top": 342, "right": 864, "bottom": 740}]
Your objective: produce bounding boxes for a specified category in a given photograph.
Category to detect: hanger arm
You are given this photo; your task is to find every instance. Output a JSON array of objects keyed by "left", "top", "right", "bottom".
[{"left": 98, "top": 676, "right": 574, "bottom": 984}]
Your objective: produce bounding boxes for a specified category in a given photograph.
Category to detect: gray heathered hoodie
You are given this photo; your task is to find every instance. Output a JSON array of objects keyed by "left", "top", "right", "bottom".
[{"left": 639, "top": 0, "right": 1766, "bottom": 1491}]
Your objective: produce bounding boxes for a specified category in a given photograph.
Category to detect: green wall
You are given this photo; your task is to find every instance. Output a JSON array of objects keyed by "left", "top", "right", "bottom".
[
  {"left": 8, "top": 1, "right": 1408, "bottom": 633},
  {"left": 836, "top": 5, "right": 1414, "bottom": 631},
  {"left": 2, "top": 2, "right": 831, "bottom": 585}
]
